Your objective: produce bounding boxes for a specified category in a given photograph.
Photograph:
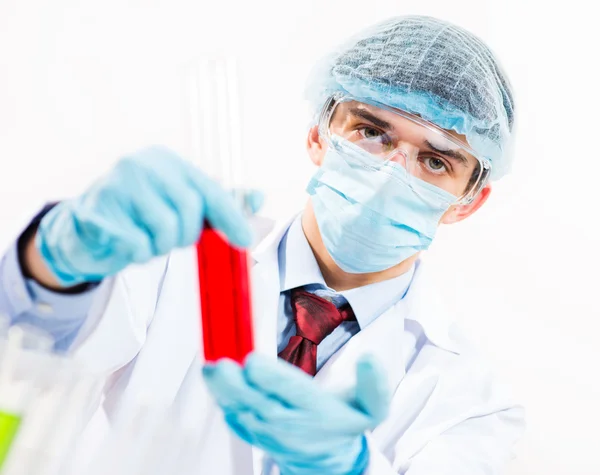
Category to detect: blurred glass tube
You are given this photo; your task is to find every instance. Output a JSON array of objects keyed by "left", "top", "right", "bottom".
[
  {"left": 0, "top": 324, "right": 55, "bottom": 470},
  {"left": 189, "top": 57, "right": 255, "bottom": 475},
  {"left": 188, "top": 57, "right": 246, "bottom": 208},
  {"left": 0, "top": 325, "right": 101, "bottom": 475},
  {"left": 82, "top": 402, "right": 214, "bottom": 475}
]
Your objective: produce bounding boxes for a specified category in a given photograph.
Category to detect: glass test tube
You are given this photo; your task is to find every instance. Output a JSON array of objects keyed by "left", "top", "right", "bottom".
[{"left": 189, "top": 58, "right": 255, "bottom": 364}]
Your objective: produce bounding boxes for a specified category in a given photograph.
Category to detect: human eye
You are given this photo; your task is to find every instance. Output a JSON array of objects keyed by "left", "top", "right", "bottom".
[
  {"left": 356, "top": 126, "right": 394, "bottom": 153},
  {"left": 420, "top": 155, "right": 451, "bottom": 175}
]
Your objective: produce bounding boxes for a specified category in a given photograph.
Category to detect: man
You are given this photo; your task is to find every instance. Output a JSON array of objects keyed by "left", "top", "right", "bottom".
[{"left": 0, "top": 16, "right": 523, "bottom": 474}]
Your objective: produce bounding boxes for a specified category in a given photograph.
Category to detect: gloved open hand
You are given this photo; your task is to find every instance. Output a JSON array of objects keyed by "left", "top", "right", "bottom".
[
  {"left": 36, "top": 146, "right": 258, "bottom": 285},
  {"left": 202, "top": 353, "right": 390, "bottom": 475}
]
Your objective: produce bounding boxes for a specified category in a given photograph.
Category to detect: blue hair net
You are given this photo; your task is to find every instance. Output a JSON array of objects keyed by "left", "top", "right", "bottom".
[{"left": 306, "top": 16, "right": 515, "bottom": 180}]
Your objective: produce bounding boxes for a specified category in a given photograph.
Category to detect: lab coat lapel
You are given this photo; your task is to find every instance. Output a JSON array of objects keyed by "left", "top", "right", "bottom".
[
  {"left": 401, "top": 259, "right": 461, "bottom": 355},
  {"left": 312, "top": 259, "right": 461, "bottom": 395},
  {"left": 250, "top": 215, "right": 297, "bottom": 357}
]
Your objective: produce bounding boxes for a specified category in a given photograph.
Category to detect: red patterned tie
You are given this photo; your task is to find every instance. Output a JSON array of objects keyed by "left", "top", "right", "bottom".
[{"left": 278, "top": 289, "right": 356, "bottom": 376}]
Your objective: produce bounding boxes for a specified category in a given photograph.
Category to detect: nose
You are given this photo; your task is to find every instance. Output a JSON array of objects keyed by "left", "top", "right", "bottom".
[{"left": 389, "top": 143, "right": 418, "bottom": 168}]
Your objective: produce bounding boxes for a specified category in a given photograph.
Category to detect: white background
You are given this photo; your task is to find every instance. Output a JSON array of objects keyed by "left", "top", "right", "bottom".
[{"left": 0, "top": 1, "right": 598, "bottom": 474}]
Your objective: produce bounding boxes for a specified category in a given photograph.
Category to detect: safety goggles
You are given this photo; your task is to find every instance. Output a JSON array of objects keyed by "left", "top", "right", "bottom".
[{"left": 318, "top": 94, "right": 491, "bottom": 204}]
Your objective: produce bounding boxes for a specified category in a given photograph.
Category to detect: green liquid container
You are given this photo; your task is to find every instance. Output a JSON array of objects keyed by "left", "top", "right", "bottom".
[{"left": 0, "top": 410, "right": 22, "bottom": 470}]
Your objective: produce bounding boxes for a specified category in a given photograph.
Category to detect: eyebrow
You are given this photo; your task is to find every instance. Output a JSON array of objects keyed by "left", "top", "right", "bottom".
[
  {"left": 348, "top": 107, "right": 393, "bottom": 130},
  {"left": 424, "top": 139, "right": 469, "bottom": 166}
]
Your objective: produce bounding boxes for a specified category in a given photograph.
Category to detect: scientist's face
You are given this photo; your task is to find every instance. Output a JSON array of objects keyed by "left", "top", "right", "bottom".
[{"left": 306, "top": 103, "right": 492, "bottom": 226}]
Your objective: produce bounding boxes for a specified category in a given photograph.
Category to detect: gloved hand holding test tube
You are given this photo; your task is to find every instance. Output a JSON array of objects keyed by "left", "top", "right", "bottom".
[{"left": 63, "top": 59, "right": 259, "bottom": 475}]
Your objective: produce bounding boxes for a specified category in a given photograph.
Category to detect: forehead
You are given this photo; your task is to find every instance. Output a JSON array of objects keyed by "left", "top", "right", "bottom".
[{"left": 331, "top": 100, "right": 474, "bottom": 153}]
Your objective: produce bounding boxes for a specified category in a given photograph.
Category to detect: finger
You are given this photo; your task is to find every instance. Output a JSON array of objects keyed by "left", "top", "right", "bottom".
[
  {"left": 131, "top": 190, "right": 179, "bottom": 256},
  {"left": 186, "top": 167, "right": 253, "bottom": 248},
  {"left": 243, "top": 354, "right": 324, "bottom": 410},
  {"left": 229, "top": 412, "right": 344, "bottom": 462},
  {"left": 244, "top": 355, "right": 375, "bottom": 434},
  {"left": 113, "top": 158, "right": 180, "bottom": 256},
  {"left": 243, "top": 189, "right": 264, "bottom": 215},
  {"left": 203, "top": 360, "right": 297, "bottom": 425},
  {"left": 202, "top": 360, "right": 273, "bottom": 414},
  {"left": 157, "top": 182, "right": 204, "bottom": 248},
  {"left": 137, "top": 154, "right": 205, "bottom": 248},
  {"left": 354, "top": 355, "right": 390, "bottom": 424},
  {"left": 225, "top": 411, "right": 291, "bottom": 455},
  {"left": 71, "top": 201, "right": 154, "bottom": 265},
  {"left": 223, "top": 411, "right": 257, "bottom": 445}
]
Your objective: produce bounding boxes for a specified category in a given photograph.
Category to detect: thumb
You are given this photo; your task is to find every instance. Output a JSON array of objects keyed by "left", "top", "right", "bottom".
[
  {"left": 243, "top": 189, "right": 265, "bottom": 215},
  {"left": 354, "top": 355, "right": 391, "bottom": 424}
]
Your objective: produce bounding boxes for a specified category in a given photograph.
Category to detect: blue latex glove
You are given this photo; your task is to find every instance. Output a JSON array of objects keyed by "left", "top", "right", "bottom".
[
  {"left": 202, "top": 353, "right": 390, "bottom": 475},
  {"left": 37, "top": 146, "right": 255, "bottom": 285}
]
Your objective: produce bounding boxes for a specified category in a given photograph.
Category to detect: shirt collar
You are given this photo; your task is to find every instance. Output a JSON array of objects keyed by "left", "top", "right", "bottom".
[
  {"left": 278, "top": 215, "right": 414, "bottom": 330},
  {"left": 340, "top": 267, "right": 413, "bottom": 330},
  {"left": 279, "top": 216, "right": 326, "bottom": 292}
]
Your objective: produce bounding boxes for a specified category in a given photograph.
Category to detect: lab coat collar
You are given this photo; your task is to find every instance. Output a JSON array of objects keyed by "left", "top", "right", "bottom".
[
  {"left": 250, "top": 215, "right": 298, "bottom": 356},
  {"left": 340, "top": 268, "right": 413, "bottom": 331},
  {"left": 251, "top": 214, "right": 297, "bottom": 267}
]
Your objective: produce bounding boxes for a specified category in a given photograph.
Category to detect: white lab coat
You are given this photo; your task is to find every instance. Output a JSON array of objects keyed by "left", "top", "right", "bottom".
[{"left": 70, "top": 215, "right": 524, "bottom": 474}]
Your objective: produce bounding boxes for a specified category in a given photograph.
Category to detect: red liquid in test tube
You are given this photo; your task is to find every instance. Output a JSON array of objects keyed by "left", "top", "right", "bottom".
[
  {"left": 189, "top": 58, "right": 255, "bottom": 364},
  {"left": 196, "top": 226, "right": 254, "bottom": 364}
]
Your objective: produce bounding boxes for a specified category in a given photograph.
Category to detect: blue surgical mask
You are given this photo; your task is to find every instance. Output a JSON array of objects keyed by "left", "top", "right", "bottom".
[{"left": 306, "top": 136, "right": 455, "bottom": 274}]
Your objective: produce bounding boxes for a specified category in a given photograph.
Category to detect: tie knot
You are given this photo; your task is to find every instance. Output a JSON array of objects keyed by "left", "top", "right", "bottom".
[{"left": 290, "top": 289, "right": 355, "bottom": 345}]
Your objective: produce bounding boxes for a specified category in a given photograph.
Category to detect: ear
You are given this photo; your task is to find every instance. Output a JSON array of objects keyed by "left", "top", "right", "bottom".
[
  {"left": 440, "top": 184, "right": 492, "bottom": 225},
  {"left": 306, "top": 125, "right": 327, "bottom": 166}
]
